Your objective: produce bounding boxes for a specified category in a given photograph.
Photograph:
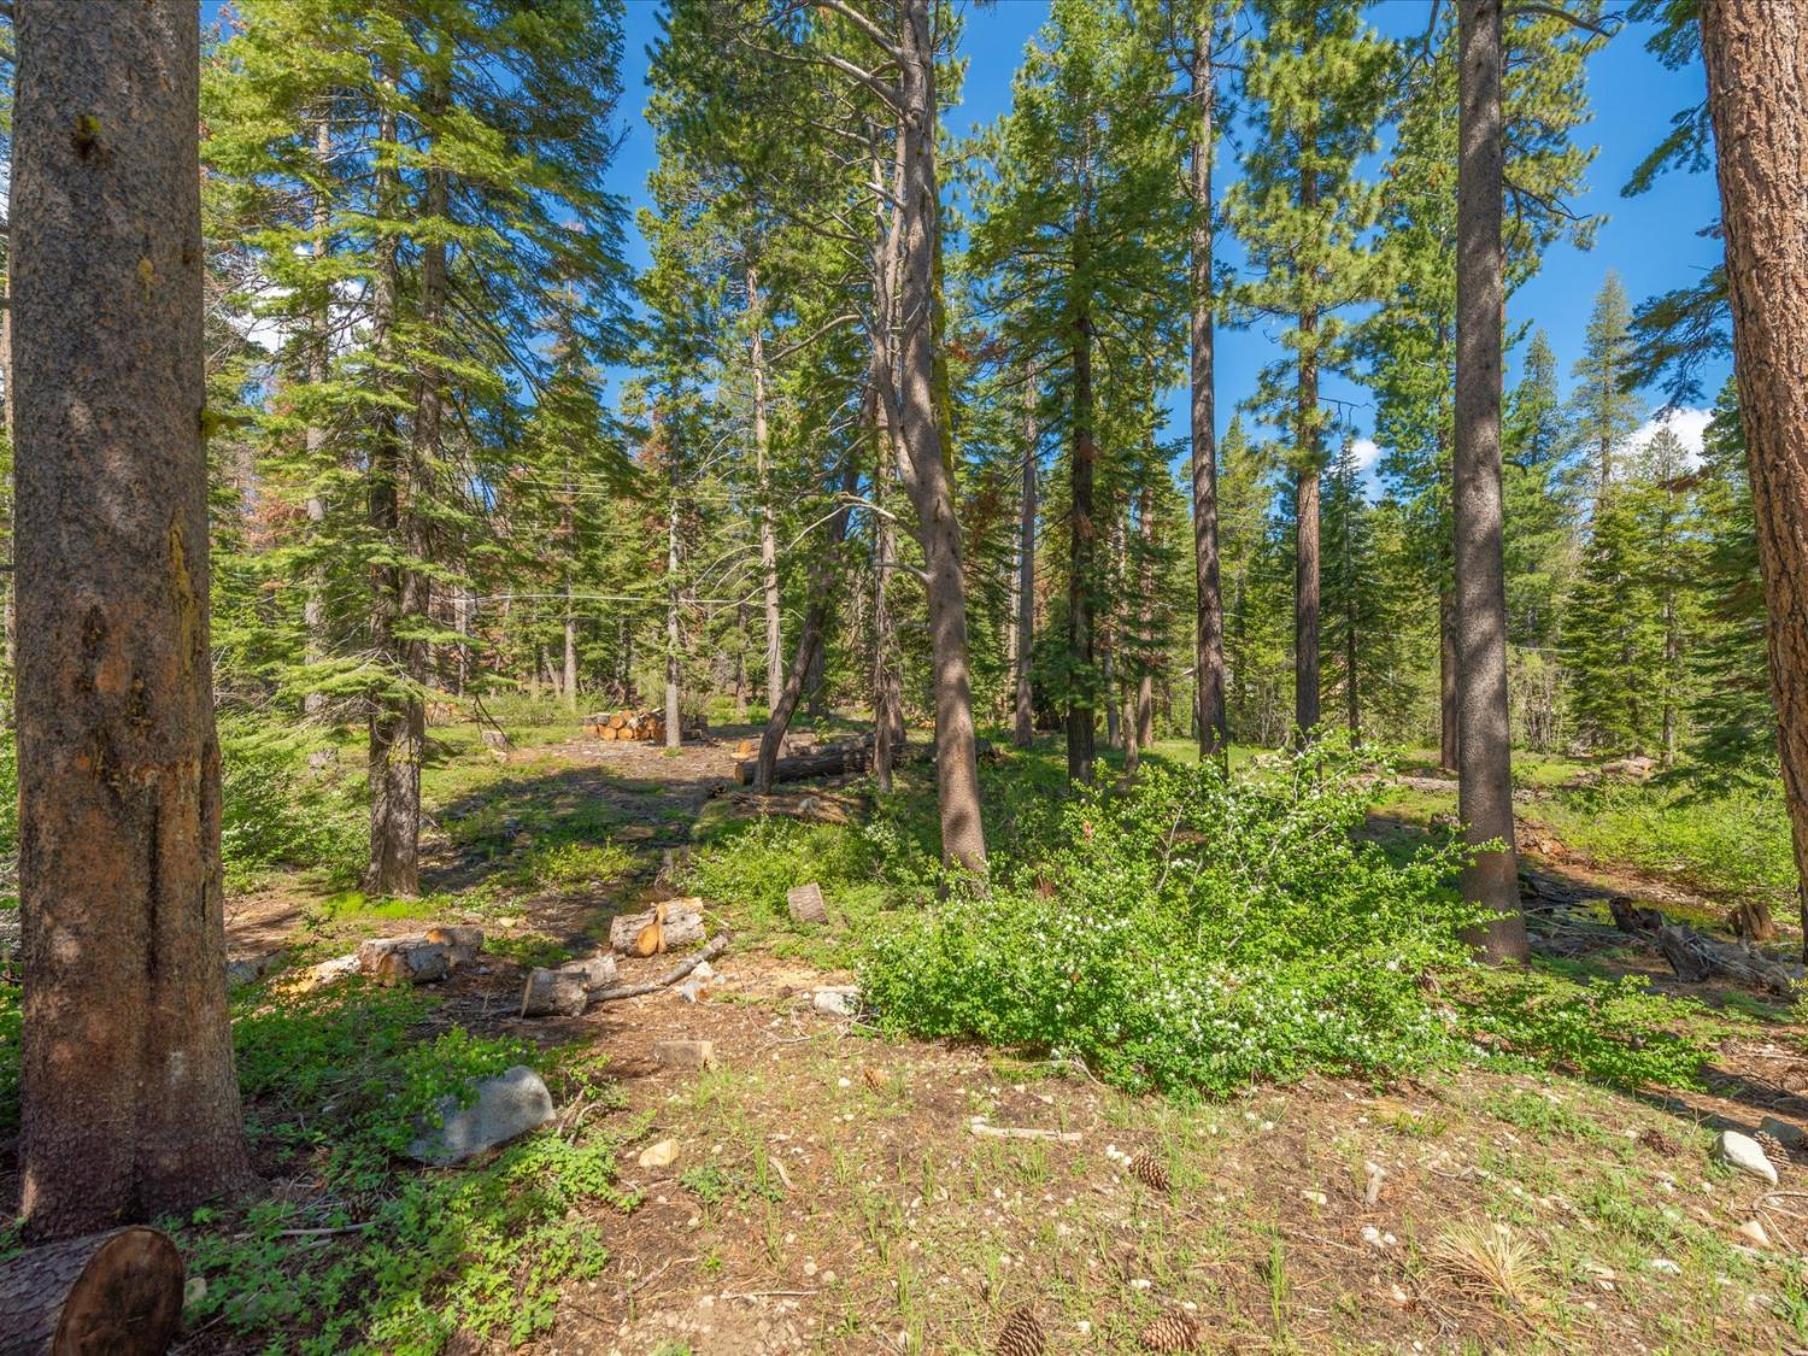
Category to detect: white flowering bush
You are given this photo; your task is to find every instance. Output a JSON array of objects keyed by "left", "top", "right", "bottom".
[{"left": 860, "top": 742, "right": 1488, "bottom": 1095}]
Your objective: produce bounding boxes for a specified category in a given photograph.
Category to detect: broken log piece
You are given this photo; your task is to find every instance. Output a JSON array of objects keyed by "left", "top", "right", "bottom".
[
  {"left": 608, "top": 899, "right": 705, "bottom": 956},
  {"left": 736, "top": 737, "right": 992, "bottom": 786},
  {"left": 1655, "top": 924, "right": 1798, "bottom": 995},
  {"left": 1609, "top": 896, "right": 1666, "bottom": 935},
  {"left": 519, "top": 953, "right": 622, "bottom": 1018},
  {"left": 520, "top": 968, "right": 586, "bottom": 1018},
  {"left": 0, "top": 1226, "right": 184, "bottom": 1356},
  {"left": 357, "top": 927, "right": 484, "bottom": 986},
  {"left": 1732, "top": 898, "right": 1780, "bottom": 943},
  {"left": 787, "top": 882, "right": 829, "bottom": 926}
]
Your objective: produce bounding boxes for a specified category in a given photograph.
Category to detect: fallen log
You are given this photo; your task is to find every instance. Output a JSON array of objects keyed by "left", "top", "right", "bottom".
[
  {"left": 608, "top": 899, "right": 705, "bottom": 957},
  {"left": 1609, "top": 896, "right": 1797, "bottom": 995},
  {"left": 357, "top": 926, "right": 484, "bottom": 986},
  {"left": 0, "top": 1226, "right": 184, "bottom": 1355},
  {"left": 736, "top": 738, "right": 924, "bottom": 787},
  {"left": 519, "top": 954, "right": 620, "bottom": 1018},
  {"left": 593, "top": 934, "right": 729, "bottom": 1003}
]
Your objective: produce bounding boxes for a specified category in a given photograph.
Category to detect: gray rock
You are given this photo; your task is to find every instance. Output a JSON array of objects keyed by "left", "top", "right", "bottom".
[
  {"left": 812, "top": 986, "right": 859, "bottom": 1017},
  {"left": 407, "top": 1065, "right": 555, "bottom": 1165},
  {"left": 1717, "top": 1129, "right": 1779, "bottom": 1185}
]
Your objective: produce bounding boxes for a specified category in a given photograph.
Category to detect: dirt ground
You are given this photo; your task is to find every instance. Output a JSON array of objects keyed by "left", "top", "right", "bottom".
[{"left": 209, "top": 732, "right": 1808, "bottom": 1354}]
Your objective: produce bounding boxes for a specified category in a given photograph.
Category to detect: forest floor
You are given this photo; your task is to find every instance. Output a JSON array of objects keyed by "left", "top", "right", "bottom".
[{"left": 166, "top": 721, "right": 1808, "bottom": 1353}]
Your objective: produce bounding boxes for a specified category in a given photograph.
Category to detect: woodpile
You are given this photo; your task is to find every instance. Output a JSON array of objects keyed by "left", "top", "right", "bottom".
[
  {"left": 585, "top": 709, "right": 709, "bottom": 744},
  {"left": 0, "top": 1226, "right": 184, "bottom": 1355}
]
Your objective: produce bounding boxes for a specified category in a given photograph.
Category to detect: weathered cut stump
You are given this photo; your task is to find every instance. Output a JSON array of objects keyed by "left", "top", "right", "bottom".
[{"left": 0, "top": 1226, "right": 183, "bottom": 1355}]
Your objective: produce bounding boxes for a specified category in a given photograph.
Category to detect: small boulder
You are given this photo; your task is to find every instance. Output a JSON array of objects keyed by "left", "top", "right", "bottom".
[
  {"left": 1739, "top": 1218, "right": 1772, "bottom": 1249},
  {"left": 812, "top": 986, "right": 859, "bottom": 1017},
  {"left": 637, "top": 1138, "right": 680, "bottom": 1170},
  {"left": 1717, "top": 1129, "right": 1779, "bottom": 1185},
  {"left": 407, "top": 1065, "right": 555, "bottom": 1166}
]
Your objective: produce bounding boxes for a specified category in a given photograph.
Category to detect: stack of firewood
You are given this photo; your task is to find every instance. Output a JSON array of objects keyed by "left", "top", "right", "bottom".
[
  {"left": 585, "top": 709, "right": 709, "bottom": 743},
  {"left": 586, "top": 709, "right": 666, "bottom": 742}
]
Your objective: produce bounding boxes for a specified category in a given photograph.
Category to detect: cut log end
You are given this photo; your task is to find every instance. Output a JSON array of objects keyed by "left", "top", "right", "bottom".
[{"left": 0, "top": 1226, "right": 184, "bottom": 1356}]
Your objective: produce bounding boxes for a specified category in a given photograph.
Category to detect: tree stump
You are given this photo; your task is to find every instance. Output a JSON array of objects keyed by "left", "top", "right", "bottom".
[
  {"left": 0, "top": 1226, "right": 183, "bottom": 1355},
  {"left": 519, "top": 954, "right": 619, "bottom": 1017}
]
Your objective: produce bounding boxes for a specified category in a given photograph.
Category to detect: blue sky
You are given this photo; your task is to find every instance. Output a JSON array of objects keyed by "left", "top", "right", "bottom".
[{"left": 613, "top": 0, "right": 1725, "bottom": 478}]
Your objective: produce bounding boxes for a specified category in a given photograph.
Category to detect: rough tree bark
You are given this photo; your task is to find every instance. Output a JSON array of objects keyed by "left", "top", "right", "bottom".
[
  {"left": 755, "top": 460, "right": 860, "bottom": 792},
  {"left": 1454, "top": 0, "right": 1528, "bottom": 963},
  {"left": 665, "top": 453, "right": 683, "bottom": 751},
  {"left": 302, "top": 111, "right": 331, "bottom": 717},
  {"left": 1067, "top": 306, "right": 1098, "bottom": 785},
  {"left": 1698, "top": 0, "right": 1808, "bottom": 962},
  {"left": 885, "top": 0, "right": 987, "bottom": 870},
  {"left": 871, "top": 387, "right": 904, "bottom": 793},
  {"left": 364, "top": 63, "right": 423, "bottom": 897},
  {"left": 1439, "top": 586, "right": 1459, "bottom": 772},
  {"left": 1014, "top": 369, "right": 1039, "bottom": 749},
  {"left": 749, "top": 266, "right": 783, "bottom": 713},
  {"left": 1295, "top": 321, "right": 1321, "bottom": 739},
  {"left": 1191, "top": 5, "right": 1228, "bottom": 760},
  {"left": 13, "top": 0, "right": 251, "bottom": 1237}
]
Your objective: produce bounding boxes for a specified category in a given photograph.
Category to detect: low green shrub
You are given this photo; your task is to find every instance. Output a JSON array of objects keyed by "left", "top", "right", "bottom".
[
  {"left": 1536, "top": 776, "right": 1795, "bottom": 907},
  {"left": 183, "top": 979, "right": 632, "bottom": 1354},
  {"left": 861, "top": 743, "right": 1487, "bottom": 1095}
]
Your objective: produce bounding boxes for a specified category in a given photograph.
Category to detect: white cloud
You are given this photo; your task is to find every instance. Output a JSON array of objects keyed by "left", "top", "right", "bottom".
[
  {"left": 1349, "top": 436, "right": 1382, "bottom": 470},
  {"left": 1630, "top": 406, "right": 1712, "bottom": 467}
]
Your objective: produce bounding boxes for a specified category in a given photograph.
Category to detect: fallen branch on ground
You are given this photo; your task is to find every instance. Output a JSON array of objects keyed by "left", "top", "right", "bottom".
[
  {"left": 593, "top": 934, "right": 729, "bottom": 1003},
  {"left": 968, "top": 1117, "right": 1081, "bottom": 1144}
]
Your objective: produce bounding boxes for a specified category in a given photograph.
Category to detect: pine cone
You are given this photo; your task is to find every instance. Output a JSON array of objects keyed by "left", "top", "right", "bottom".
[
  {"left": 1757, "top": 1129, "right": 1790, "bottom": 1168},
  {"left": 1130, "top": 1151, "right": 1171, "bottom": 1193},
  {"left": 994, "top": 1306, "right": 1045, "bottom": 1356},
  {"left": 862, "top": 1065, "right": 887, "bottom": 1093},
  {"left": 1638, "top": 1125, "right": 1680, "bottom": 1156},
  {"left": 1138, "top": 1311, "right": 1202, "bottom": 1352}
]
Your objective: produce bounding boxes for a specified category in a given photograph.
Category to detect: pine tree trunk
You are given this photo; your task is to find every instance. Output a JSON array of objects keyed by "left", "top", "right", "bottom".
[
  {"left": 564, "top": 602, "right": 579, "bottom": 714},
  {"left": 1191, "top": 10, "right": 1227, "bottom": 760},
  {"left": 368, "top": 63, "right": 434, "bottom": 898},
  {"left": 749, "top": 267, "right": 782, "bottom": 714},
  {"left": 1699, "top": 0, "right": 1808, "bottom": 963},
  {"left": 1137, "top": 484, "right": 1157, "bottom": 752},
  {"left": 1295, "top": 326, "right": 1321, "bottom": 740},
  {"left": 302, "top": 112, "right": 331, "bottom": 717},
  {"left": 1014, "top": 369, "right": 1038, "bottom": 749},
  {"left": 665, "top": 468, "right": 682, "bottom": 751},
  {"left": 889, "top": 0, "right": 986, "bottom": 870},
  {"left": 734, "top": 601, "right": 750, "bottom": 722},
  {"left": 13, "top": 0, "right": 250, "bottom": 1237},
  {"left": 1440, "top": 589, "right": 1460, "bottom": 772},
  {"left": 1454, "top": 0, "right": 1527, "bottom": 963},
  {"left": 871, "top": 385, "right": 903, "bottom": 793},
  {"left": 756, "top": 460, "right": 859, "bottom": 792},
  {"left": 1068, "top": 310, "right": 1098, "bottom": 785}
]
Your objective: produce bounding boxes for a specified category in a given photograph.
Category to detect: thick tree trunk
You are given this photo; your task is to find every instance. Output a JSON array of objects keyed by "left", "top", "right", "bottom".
[
  {"left": 888, "top": 0, "right": 986, "bottom": 871},
  {"left": 302, "top": 112, "right": 331, "bottom": 717},
  {"left": 871, "top": 392, "right": 903, "bottom": 793},
  {"left": 1439, "top": 589, "right": 1460, "bottom": 772},
  {"left": 564, "top": 593, "right": 579, "bottom": 714},
  {"left": 665, "top": 479, "right": 682, "bottom": 751},
  {"left": 1014, "top": 370, "right": 1038, "bottom": 749},
  {"left": 1068, "top": 314, "right": 1098, "bottom": 785},
  {"left": 1699, "top": 0, "right": 1808, "bottom": 963},
  {"left": 1295, "top": 332, "right": 1321, "bottom": 740},
  {"left": 365, "top": 66, "right": 423, "bottom": 898},
  {"left": 749, "top": 268, "right": 782, "bottom": 713},
  {"left": 1454, "top": 0, "right": 1528, "bottom": 963},
  {"left": 13, "top": 0, "right": 250, "bottom": 1237},
  {"left": 1191, "top": 10, "right": 1227, "bottom": 760}
]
